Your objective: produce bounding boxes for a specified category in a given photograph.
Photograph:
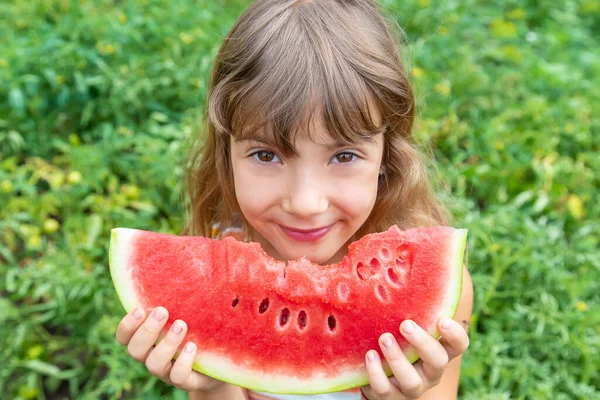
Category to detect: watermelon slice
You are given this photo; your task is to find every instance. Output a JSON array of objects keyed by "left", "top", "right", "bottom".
[{"left": 109, "top": 225, "right": 466, "bottom": 394}]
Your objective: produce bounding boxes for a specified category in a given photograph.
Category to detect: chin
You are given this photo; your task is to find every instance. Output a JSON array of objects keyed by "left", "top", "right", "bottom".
[
  {"left": 298, "top": 252, "right": 331, "bottom": 265},
  {"left": 277, "top": 245, "right": 338, "bottom": 265},
  {"left": 252, "top": 224, "right": 350, "bottom": 265}
]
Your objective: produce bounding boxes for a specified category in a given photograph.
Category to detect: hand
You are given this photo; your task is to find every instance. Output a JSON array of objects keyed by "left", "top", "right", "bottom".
[
  {"left": 361, "top": 318, "right": 470, "bottom": 399},
  {"left": 116, "top": 306, "right": 223, "bottom": 392}
]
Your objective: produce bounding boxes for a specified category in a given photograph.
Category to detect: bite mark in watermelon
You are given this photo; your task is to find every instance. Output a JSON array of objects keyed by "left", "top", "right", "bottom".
[{"left": 109, "top": 225, "right": 467, "bottom": 394}]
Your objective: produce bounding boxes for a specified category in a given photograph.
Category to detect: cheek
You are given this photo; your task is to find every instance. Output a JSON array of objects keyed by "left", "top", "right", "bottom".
[
  {"left": 233, "top": 165, "right": 277, "bottom": 215},
  {"left": 333, "top": 169, "right": 380, "bottom": 218}
]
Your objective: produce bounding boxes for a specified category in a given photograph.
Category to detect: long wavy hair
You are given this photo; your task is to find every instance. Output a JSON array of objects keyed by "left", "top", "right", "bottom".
[{"left": 183, "top": 0, "right": 449, "bottom": 239}]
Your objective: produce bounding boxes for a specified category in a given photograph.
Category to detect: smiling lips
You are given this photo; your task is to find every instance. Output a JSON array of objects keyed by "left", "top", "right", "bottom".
[{"left": 279, "top": 223, "right": 336, "bottom": 242}]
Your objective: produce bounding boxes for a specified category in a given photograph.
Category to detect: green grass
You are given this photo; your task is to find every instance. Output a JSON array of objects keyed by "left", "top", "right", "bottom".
[{"left": 1, "top": 0, "right": 598, "bottom": 399}]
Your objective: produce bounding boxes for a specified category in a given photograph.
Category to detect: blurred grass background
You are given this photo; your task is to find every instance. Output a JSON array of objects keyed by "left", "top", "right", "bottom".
[{"left": 0, "top": 0, "right": 598, "bottom": 399}]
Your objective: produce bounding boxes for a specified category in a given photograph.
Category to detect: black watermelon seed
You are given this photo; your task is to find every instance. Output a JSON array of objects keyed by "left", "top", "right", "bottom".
[
  {"left": 298, "top": 310, "right": 307, "bottom": 329},
  {"left": 280, "top": 308, "right": 290, "bottom": 326},
  {"left": 259, "top": 298, "right": 269, "bottom": 314},
  {"left": 328, "top": 315, "right": 336, "bottom": 332}
]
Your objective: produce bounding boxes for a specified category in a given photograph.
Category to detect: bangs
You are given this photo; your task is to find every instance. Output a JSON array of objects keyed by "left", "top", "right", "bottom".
[{"left": 220, "top": 5, "right": 387, "bottom": 156}]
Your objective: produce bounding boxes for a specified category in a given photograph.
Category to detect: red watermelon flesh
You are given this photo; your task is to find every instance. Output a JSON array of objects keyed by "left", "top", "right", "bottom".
[{"left": 109, "top": 225, "right": 466, "bottom": 394}]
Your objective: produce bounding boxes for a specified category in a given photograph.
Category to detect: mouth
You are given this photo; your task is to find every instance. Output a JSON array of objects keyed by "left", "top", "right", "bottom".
[{"left": 279, "top": 223, "right": 336, "bottom": 243}]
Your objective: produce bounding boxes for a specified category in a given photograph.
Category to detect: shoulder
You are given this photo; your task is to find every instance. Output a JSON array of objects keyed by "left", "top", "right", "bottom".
[{"left": 455, "top": 265, "right": 473, "bottom": 331}]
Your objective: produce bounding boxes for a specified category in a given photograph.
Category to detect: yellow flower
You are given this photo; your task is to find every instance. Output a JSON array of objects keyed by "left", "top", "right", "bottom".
[
  {"left": 434, "top": 80, "right": 451, "bottom": 97},
  {"left": 180, "top": 32, "right": 193, "bottom": 44},
  {"left": 67, "top": 170, "right": 82, "bottom": 185},
  {"left": 98, "top": 43, "right": 116, "bottom": 55},
  {"left": 412, "top": 67, "right": 424, "bottom": 78},
  {"left": 18, "top": 385, "right": 38, "bottom": 400},
  {"left": 495, "top": 141, "right": 505, "bottom": 151},
  {"left": 56, "top": 75, "right": 65, "bottom": 85},
  {"left": 118, "top": 126, "right": 133, "bottom": 136},
  {"left": 191, "top": 78, "right": 203, "bottom": 88},
  {"left": 0, "top": 180, "right": 13, "bottom": 193},
  {"left": 567, "top": 194, "right": 585, "bottom": 220},
  {"left": 48, "top": 171, "right": 65, "bottom": 189},
  {"left": 43, "top": 218, "right": 60, "bottom": 234},
  {"left": 491, "top": 243, "right": 501, "bottom": 252},
  {"left": 501, "top": 45, "right": 523, "bottom": 63},
  {"left": 122, "top": 184, "right": 141, "bottom": 200},
  {"left": 419, "top": 0, "right": 429, "bottom": 7},
  {"left": 439, "top": 26, "right": 448, "bottom": 35},
  {"left": 490, "top": 19, "right": 517, "bottom": 38},
  {"left": 118, "top": 13, "right": 127, "bottom": 24},
  {"left": 26, "top": 345, "right": 44, "bottom": 359},
  {"left": 565, "top": 123, "right": 575, "bottom": 134},
  {"left": 27, "top": 235, "right": 42, "bottom": 249},
  {"left": 507, "top": 8, "right": 526, "bottom": 20},
  {"left": 576, "top": 301, "right": 588, "bottom": 312},
  {"left": 68, "top": 133, "right": 81, "bottom": 146}
]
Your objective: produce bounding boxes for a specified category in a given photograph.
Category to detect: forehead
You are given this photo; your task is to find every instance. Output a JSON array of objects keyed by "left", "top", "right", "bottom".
[{"left": 233, "top": 97, "right": 385, "bottom": 155}]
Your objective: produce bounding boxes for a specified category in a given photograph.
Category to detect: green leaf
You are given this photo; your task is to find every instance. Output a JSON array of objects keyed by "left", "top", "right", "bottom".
[
  {"left": 18, "top": 360, "right": 80, "bottom": 379},
  {"left": 86, "top": 214, "right": 103, "bottom": 249},
  {"left": 9, "top": 88, "right": 25, "bottom": 115}
]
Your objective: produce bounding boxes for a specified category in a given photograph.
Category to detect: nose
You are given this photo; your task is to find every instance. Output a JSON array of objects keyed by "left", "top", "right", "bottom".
[{"left": 281, "top": 172, "right": 328, "bottom": 218}]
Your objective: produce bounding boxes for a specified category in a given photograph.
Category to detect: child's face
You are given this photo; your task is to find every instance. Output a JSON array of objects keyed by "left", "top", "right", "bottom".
[{"left": 230, "top": 122, "right": 384, "bottom": 265}]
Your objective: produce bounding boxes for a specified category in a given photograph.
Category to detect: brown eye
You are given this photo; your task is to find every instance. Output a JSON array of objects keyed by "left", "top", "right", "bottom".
[
  {"left": 254, "top": 151, "right": 278, "bottom": 163},
  {"left": 334, "top": 152, "right": 356, "bottom": 163}
]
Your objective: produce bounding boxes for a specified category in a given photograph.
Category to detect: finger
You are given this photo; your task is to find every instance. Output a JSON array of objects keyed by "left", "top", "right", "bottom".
[
  {"left": 363, "top": 349, "right": 400, "bottom": 399},
  {"left": 170, "top": 342, "right": 197, "bottom": 389},
  {"left": 400, "top": 320, "right": 448, "bottom": 384},
  {"left": 145, "top": 319, "right": 187, "bottom": 379},
  {"left": 379, "top": 332, "right": 424, "bottom": 398},
  {"left": 127, "top": 306, "right": 169, "bottom": 362},
  {"left": 116, "top": 308, "right": 145, "bottom": 345},
  {"left": 170, "top": 342, "right": 221, "bottom": 391},
  {"left": 438, "top": 318, "right": 470, "bottom": 361}
]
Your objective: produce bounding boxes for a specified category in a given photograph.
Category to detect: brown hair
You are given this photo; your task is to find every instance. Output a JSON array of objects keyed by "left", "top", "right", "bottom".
[{"left": 183, "top": 0, "right": 449, "bottom": 238}]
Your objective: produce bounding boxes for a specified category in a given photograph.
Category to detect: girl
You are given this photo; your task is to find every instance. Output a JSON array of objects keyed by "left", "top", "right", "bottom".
[{"left": 115, "top": 0, "right": 473, "bottom": 399}]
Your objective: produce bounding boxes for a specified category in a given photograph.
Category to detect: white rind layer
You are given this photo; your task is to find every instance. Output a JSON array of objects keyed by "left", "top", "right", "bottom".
[
  {"left": 446, "top": 229, "right": 468, "bottom": 317},
  {"left": 192, "top": 352, "right": 371, "bottom": 394},
  {"left": 109, "top": 227, "right": 467, "bottom": 394},
  {"left": 110, "top": 228, "right": 143, "bottom": 313}
]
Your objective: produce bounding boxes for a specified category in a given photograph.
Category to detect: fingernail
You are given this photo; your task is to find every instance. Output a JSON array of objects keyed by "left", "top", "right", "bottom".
[
  {"left": 132, "top": 308, "right": 142, "bottom": 320},
  {"left": 185, "top": 342, "right": 195, "bottom": 353},
  {"left": 382, "top": 336, "right": 392, "bottom": 348},
  {"left": 441, "top": 318, "right": 452, "bottom": 330},
  {"left": 367, "top": 351, "right": 375, "bottom": 361},
  {"left": 402, "top": 320, "right": 415, "bottom": 334},
  {"left": 153, "top": 308, "right": 165, "bottom": 321},
  {"left": 171, "top": 321, "right": 183, "bottom": 334}
]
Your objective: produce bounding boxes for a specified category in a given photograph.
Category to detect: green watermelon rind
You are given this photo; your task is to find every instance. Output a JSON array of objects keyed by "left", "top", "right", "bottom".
[
  {"left": 110, "top": 229, "right": 140, "bottom": 314},
  {"left": 109, "top": 227, "right": 467, "bottom": 394}
]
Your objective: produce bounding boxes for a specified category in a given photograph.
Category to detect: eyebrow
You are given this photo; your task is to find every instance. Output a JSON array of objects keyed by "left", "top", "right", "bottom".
[
  {"left": 234, "top": 136, "right": 271, "bottom": 145},
  {"left": 234, "top": 135, "right": 373, "bottom": 151}
]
